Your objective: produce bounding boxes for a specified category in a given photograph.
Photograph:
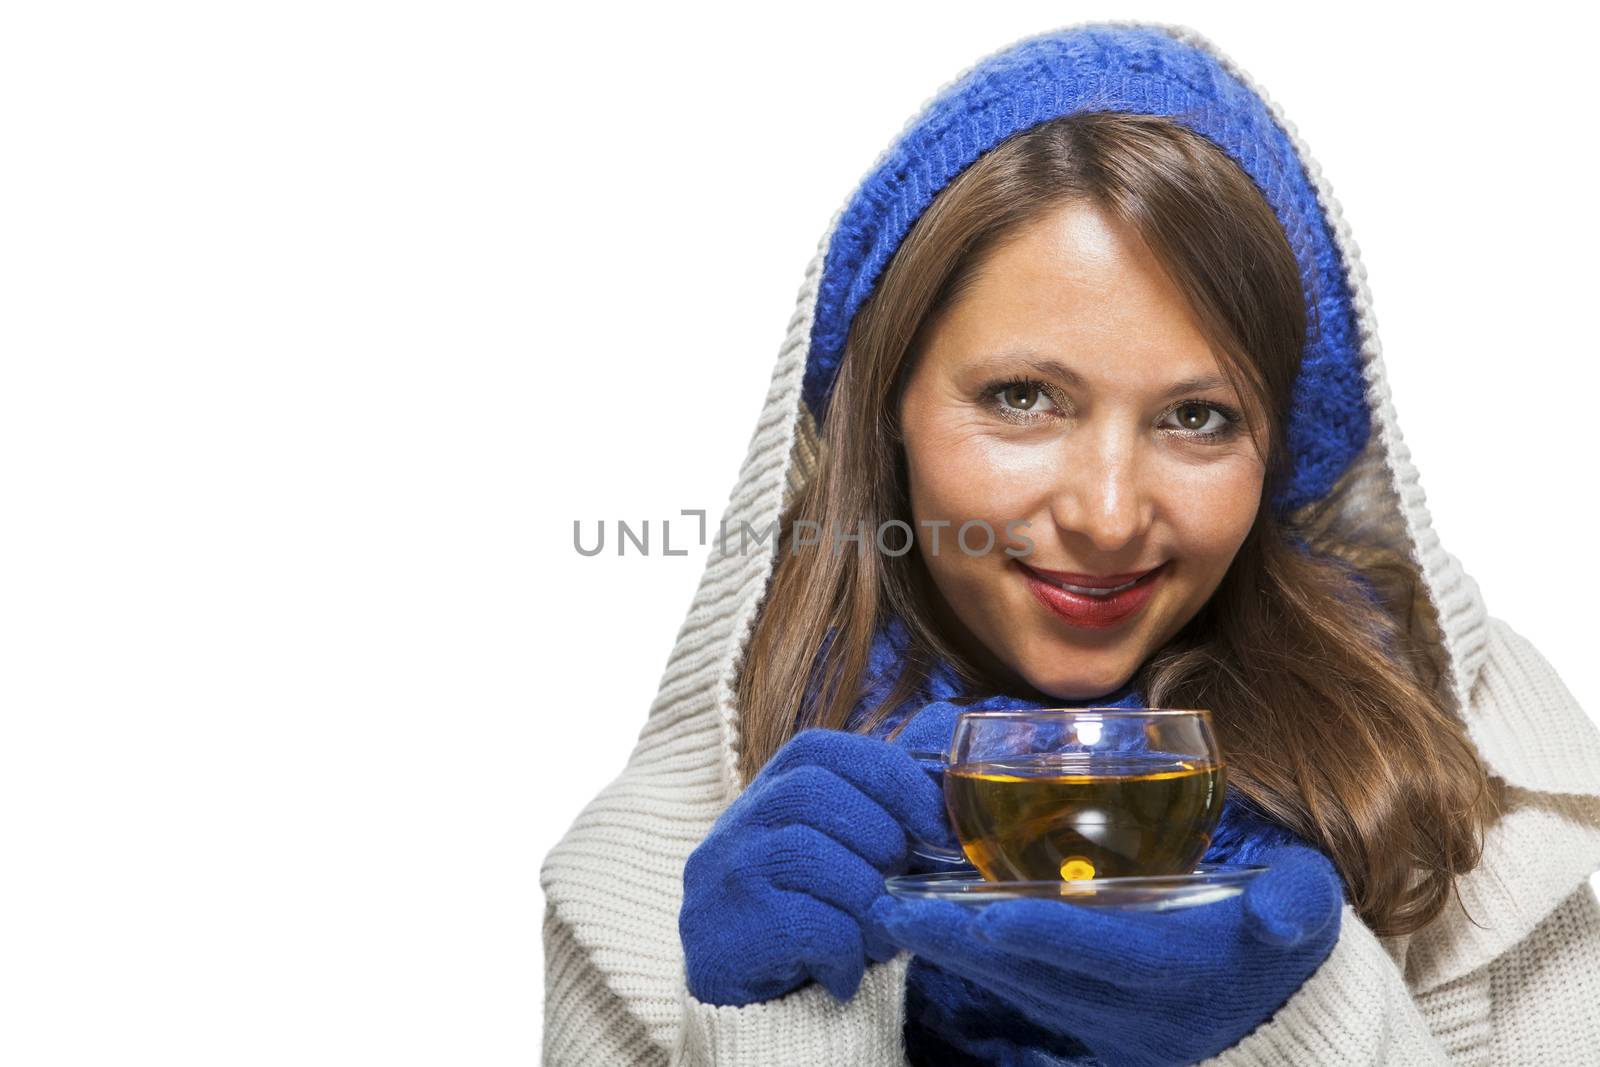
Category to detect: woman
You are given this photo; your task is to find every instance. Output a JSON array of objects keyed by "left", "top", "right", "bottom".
[{"left": 541, "top": 20, "right": 1600, "bottom": 1066}]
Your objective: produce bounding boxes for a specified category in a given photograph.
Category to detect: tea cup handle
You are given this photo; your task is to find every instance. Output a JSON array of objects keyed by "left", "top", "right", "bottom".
[{"left": 902, "top": 749, "right": 971, "bottom": 868}]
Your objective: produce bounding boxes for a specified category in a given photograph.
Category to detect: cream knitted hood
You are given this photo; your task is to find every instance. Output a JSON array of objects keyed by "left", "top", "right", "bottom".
[{"left": 543, "top": 18, "right": 1600, "bottom": 1060}]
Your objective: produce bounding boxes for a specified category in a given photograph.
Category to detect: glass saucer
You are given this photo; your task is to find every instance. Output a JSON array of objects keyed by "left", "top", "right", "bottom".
[{"left": 885, "top": 862, "right": 1267, "bottom": 911}]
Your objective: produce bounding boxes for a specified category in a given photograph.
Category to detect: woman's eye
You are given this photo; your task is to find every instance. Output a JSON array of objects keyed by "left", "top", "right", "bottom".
[
  {"left": 996, "top": 381, "right": 1056, "bottom": 414},
  {"left": 1165, "top": 402, "right": 1235, "bottom": 437}
]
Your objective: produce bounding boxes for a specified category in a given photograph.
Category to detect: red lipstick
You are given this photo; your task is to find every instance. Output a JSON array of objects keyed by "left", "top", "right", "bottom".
[{"left": 1016, "top": 560, "right": 1166, "bottom": 630}]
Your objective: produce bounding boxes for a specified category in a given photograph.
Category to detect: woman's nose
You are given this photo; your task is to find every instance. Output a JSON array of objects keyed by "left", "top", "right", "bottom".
[{"left": 1048, "top": 431, "right": 1155, "bottom": 553}]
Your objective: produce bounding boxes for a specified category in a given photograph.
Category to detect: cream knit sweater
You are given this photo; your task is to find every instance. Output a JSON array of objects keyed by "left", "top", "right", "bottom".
[{"left": 541, "top": 19, "right": 1600, "bottom": 1066}]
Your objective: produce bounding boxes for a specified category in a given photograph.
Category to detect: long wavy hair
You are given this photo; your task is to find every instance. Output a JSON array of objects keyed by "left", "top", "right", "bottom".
[{"left": 733, "top": 110, "right": 1502, "bottom": 938}]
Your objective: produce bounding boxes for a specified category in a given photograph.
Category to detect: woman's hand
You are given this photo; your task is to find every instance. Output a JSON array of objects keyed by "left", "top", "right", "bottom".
[
  {"left": 865, "top": 838, "right": 1345, "bottom": 1066},
  {"left": 882, "top": 695, "right": 1052, "bottom": 871},
  {"left": 678, "top": 727, "right": 950, "bottom": 1007}
]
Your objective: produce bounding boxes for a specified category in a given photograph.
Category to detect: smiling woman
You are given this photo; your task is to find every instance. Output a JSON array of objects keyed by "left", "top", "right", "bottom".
[
  {"left": 541, "top": 19, "right": 1600, "bottom": 1067},
  {"left": 738, "top": 107, "right": 1492, "bottom": 944}
]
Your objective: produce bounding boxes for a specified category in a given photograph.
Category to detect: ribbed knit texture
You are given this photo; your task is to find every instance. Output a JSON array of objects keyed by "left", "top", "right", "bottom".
[
  {"left": 672, "top": 951, "right": 915, "bottom": 1064},
  {"left": 1485, "top": 885, "right": 1600, "bottom": 1063},
  {"left": 540, "top": 16, "right": 1600, "bottom": 1065},
  {"left": 1414, "top": 968, "right": 1492, "bottom": 1066}
]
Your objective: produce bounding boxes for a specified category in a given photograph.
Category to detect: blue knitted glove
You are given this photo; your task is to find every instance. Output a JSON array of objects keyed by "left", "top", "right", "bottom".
[
  {"left": 678, "top": 727, "right": 951, "bottom": 1007},
  {"left": 865, "top": 831, "right": 1344, "bottom": 1066},
  {"left": 886, "top": 699, "right": 985, "bottom": 861}
]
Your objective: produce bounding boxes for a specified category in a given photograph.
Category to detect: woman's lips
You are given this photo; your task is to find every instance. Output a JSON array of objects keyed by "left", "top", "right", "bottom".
[
  {"left": 1016, "top": 559, "right": 1166, "bottom": 630},
  {"left": 1021, "top": 563, "right": 1159, "bottom": 588}
]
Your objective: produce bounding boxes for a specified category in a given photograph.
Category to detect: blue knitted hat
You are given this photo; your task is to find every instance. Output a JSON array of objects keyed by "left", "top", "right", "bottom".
[{"left": 800, "top": 22, "right": 1368, "bottom": 518}]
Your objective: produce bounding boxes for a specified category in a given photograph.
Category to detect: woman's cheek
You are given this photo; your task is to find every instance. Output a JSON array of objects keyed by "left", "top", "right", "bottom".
[
  {"left": 1159, "top": 457, "right": 1262, "bottom": 552},
  {"left": 917, "top": 431, "right": 1044, "bottom": 517}
]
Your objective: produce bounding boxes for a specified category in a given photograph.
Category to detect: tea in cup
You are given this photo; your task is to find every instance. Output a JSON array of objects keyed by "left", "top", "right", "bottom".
[{"left": 905, "top": 708, "right": 1226, "bottom": 883}]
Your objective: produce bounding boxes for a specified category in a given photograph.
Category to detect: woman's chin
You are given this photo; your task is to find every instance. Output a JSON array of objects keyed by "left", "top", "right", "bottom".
[{"left": 1022, "top": 671, "right": 1135, "bottom": 703}]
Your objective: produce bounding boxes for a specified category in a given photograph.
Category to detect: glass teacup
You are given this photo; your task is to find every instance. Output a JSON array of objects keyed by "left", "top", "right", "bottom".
[{"left": 905, "top": 708, "right": 1227, "bottom": 883}]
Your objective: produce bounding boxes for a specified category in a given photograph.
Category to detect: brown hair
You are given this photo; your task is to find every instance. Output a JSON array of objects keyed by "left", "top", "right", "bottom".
[{"left": 733, "top": 110, "right": 1502, "bottom": 938}]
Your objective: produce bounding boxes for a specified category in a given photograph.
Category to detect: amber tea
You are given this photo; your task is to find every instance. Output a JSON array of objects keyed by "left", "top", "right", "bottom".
[{"left": 944, "top": 752, "right": 1226, "bottom": 882}]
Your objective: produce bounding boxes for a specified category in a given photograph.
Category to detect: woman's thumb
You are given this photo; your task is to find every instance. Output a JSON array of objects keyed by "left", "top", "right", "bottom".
[{"left": 1242, "top": 847, "right": 1343, "bottom": 948}]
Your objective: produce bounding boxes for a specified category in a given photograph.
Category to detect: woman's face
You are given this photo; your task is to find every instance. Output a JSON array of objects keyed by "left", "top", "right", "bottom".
[{"left": 897, "top": 198, "right": 1268, "bottom": 699}]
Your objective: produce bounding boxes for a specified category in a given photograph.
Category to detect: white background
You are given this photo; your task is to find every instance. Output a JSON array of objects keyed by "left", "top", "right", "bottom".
[{"left": 3, "top": 2, "right": 1596, "bottom": 1063}]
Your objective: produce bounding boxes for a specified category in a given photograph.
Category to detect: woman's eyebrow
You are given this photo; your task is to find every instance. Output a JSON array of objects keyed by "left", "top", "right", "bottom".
[{"left": 980, "top": 353, "right": 1233, "bottom": 399}]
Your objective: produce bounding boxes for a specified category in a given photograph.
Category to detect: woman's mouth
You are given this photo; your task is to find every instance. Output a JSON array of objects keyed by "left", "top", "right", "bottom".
[{"left": 1015, "top": 560, "right": 1167, "bottom": 630}]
